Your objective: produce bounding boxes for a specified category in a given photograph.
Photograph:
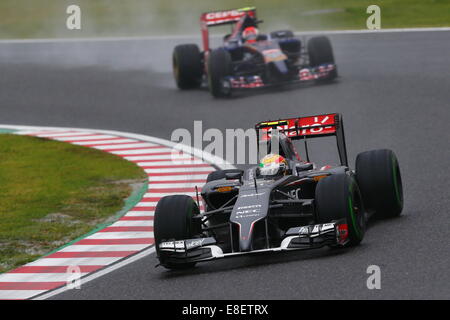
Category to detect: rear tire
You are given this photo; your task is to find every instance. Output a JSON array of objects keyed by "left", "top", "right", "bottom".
[
  {"left": 307, "top": 36, "right": 337, "bottom": 80},
  {"left": 207, "top": 48, "right": 232, "bottom": 98},
  {"left": 154, "top": 195, "right": 202, "bottom": 269},
  {"left": 172, "top": 44, "right": 203, "bottom": 89},
  {"left": 315, "top": 174, "right": 366, "bottom": 246},
  {"left": 355, "top": 149, "right": 403, "bottom": 218}
]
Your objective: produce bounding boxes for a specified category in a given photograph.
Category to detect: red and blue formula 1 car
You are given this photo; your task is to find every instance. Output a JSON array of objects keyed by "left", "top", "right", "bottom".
[
  {"left": 153, "top": 113, "right": 404, "bottom": 269},
  {"left": 172, "top": 7, "right": 338, "bottom": 98}
]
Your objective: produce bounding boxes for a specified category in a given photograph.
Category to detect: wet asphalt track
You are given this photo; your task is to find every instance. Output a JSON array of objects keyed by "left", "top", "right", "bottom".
[{"left": 0, "top": 31, "right": 449, "bottom": 299}]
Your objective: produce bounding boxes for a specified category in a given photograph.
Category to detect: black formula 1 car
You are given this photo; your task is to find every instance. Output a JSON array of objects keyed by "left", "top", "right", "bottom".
[
  {"left": 172, "top": 7, "right": 338, "bottom": 98},
  {"left": 154, "top": 113, "right": 404, "bottom": 269}
]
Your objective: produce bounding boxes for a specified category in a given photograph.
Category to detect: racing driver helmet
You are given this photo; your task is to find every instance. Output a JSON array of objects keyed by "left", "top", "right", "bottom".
[
  {"left": 259, "top": 154, "right": 288, "bottom": 179},
  {"left": 242, "top": 26, "right": 259, "bottom": 44}
]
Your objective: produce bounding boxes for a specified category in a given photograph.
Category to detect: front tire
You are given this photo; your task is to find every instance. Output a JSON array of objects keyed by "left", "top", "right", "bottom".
[
  {"left": 307, "top": 36, "right": 337, "bottom": 80},
  {"left": 355, "top": 149, "right": 403, "bottom": 218},
  {"left": 172, "top": 44, "right": 203, "bottom": 89},
  {"left": 154, "top": 195, "right": 202, "bottom": 269},
  {"left": 315, "top": 174, "right": 366, "bottom": 246},
  {"left": 207, "top": 48, "right": 232, "bottom": 98}
]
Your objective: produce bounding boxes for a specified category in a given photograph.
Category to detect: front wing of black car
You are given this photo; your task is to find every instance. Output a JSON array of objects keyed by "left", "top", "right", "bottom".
[{"left": 157, "top": 219, "right": 348, "bottom": 266}]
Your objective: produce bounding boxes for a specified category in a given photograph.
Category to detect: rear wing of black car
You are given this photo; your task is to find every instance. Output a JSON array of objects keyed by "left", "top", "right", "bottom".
[{"left": 255, "top": 113, "right": 348, "bottom": 166}]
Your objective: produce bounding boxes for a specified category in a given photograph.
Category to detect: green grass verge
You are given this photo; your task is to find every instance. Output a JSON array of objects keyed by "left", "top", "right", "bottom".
[
  {"left": 0, "top": 134, "right": 147, "bottom": 273},
  {"left": 0, "top": 0, "right": 448, "bottom": 39}
]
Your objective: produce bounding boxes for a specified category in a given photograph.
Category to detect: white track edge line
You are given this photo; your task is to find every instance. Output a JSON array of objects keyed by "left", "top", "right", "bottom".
[{"left": 0, "top": 27, "right": 448, "bottom": 44}]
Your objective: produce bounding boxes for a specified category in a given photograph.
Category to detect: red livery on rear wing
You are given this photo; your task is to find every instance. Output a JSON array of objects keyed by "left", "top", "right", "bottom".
[
  {"left": 256, "top": 113, "right": 348, "bottom": 166},
  {"left": 201, "top": 9, "right": 256, "bottom": 26},
  {"left": 200, "top": 7, "right": 257, "bottom": 51},
  {"left": 256, "top": 113, "right": 338, "bottom": 138}
]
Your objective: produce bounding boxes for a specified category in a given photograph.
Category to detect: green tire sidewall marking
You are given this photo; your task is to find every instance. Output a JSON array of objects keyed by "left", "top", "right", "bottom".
[
  {"left": 392, "top": 156, "right": 402, "bottom": 207},
  {"left": 348, "top": 182, "right": 362, "bottom": 239},
  {"left": 42, "top": 180, "right": 149, "bottom": 257}
]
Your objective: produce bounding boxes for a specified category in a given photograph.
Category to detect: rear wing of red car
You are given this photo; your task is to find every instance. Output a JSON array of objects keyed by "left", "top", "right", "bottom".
[
  {"left": 200, "top": 7, "right": 257, "bottom": 51},
  {"left": 255, "top": 113, "right": 348, "bottom": 166}
]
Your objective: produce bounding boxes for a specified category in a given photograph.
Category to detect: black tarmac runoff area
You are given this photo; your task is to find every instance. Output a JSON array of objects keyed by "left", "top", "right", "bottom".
[{"left": 0, "top": 30, "right": 449, "bottom": 299}]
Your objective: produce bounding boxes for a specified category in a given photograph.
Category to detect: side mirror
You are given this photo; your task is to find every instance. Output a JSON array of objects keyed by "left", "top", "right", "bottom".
[
  {"left": 225, "top": 172, "right": 243, "bottom": 181},
  {"left": 296, "top": 163, "right": 313, "bottom": 173}
]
